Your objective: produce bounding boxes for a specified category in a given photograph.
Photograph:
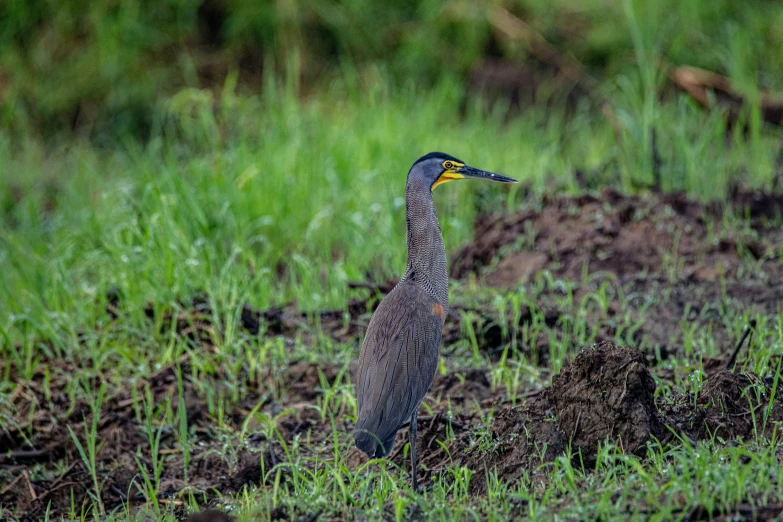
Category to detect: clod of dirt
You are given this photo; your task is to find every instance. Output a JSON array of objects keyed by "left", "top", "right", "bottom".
[
  {"left": 552, "top": 342, "right": 664, "bottom": 465},
  {"left": 699, "top": 371, "right": 781, "bottom": 440},
  {"left": 185, "top": 509, "right": 233, "bottom": 522},
  {"left": 661, "top": 370, "right": 783, "bottom": 444}
]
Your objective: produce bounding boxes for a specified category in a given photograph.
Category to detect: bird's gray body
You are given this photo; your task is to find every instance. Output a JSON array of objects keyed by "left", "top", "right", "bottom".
[
  {"left": 354, "top": 177, "right": 448, "bottom": 457},
  {"left": 352, "top": 153, "right": 516, "bottom": 484}
]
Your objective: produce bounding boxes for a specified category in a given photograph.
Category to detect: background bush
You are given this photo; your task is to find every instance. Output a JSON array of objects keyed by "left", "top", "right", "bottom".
[{"left": 2, "top": 0, "right": 783, "bottom": 139}]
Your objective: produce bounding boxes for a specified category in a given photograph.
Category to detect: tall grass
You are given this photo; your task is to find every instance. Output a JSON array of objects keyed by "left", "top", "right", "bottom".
[{"left": 1, "top": 71, "right": 781, "bottom": 351}]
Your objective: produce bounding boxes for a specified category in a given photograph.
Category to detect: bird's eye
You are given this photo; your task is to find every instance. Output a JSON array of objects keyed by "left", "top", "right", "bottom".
[{"left": 443, "top": 161, "right": 454, "bottom": 170}]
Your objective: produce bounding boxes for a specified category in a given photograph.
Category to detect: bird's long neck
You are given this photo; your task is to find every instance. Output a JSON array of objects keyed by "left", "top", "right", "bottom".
[{"left": 402, "top": 179, "right": 449, "bottom": 313}]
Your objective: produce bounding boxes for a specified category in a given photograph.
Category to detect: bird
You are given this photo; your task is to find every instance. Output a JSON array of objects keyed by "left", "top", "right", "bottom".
[{"left": 352, "top": 152, "right": 517, "bottom": 490}]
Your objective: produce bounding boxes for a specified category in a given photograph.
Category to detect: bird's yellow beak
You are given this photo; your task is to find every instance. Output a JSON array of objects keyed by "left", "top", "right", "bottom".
[
  {"left": 432, "top": 170, "right": 465, "bottom": 189},
  {"left": 433, "top": 162, "right": 517, "bottom": 190}
]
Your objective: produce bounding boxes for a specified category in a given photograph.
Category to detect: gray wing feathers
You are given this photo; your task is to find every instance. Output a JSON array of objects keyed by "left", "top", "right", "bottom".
[{"left": 353, "top": 282, "right": 442, "bottom": 457}]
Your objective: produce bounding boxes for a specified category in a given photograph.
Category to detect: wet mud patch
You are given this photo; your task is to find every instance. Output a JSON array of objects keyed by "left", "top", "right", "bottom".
[
  {"left": 0, "top": 352, "right": 346, "bottom": 520},
  {"left": 455, "top": 342, "right": 783, "bottom": 493},
  {"left": 451, "top": 188, "right": 782, "bottom": 285}
]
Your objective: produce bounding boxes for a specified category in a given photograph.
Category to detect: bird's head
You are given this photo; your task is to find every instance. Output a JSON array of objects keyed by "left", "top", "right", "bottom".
[{"left": 407, "top": 152, "right": 518, "bottom": 191}]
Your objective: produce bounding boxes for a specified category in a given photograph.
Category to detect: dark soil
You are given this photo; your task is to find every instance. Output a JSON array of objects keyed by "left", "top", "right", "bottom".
[
  {"left": 185, "top": 510, "right": 233, "bottom": 522},
  {"left": 457, "top": 342, "right": 783, "bottom": 494},
  {"left": 0, "top": 355, "right": 281, "bottom": 521},
  {"left": 552, "top": 344, "right": 663, "bottom": 463},
  {"left": 460, "top": 389, "right": 565, "bottom": 490},
  {"left": 3, "top": 188, "right": 783, "bottom": 520},
  {"left": 450, "top": 188, "right": 782, "bottom": 285}
]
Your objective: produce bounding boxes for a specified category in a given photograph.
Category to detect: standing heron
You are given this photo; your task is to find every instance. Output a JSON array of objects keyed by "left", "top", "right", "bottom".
[{"left": 353, "top": 152, "right": 517, "bottom": 490}]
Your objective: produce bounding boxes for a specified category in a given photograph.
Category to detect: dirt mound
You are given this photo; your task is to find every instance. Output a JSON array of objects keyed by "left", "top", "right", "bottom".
[
  {"left": 450, "top": 188, "right": 781, "bottom": 287},
  {"left": 457, "top": 342, "right": 783, "bottom": 493},
  {"left": 552, "top": 343, "right": 664, "bottom": 464}
]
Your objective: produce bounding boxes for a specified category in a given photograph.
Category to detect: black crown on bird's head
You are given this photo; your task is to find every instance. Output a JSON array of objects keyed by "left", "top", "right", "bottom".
[
  {"left": 412, "top": 151, "right": 463, "bottom": 166},
  {"left": 407, "top": 152, "right": 465, "bottom": 188}
]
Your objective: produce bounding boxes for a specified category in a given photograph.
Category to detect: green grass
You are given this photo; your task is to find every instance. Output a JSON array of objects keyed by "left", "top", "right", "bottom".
[
  {"left": 2, "top": 77, "right": 783, "bottom": 519},
  {"left": 2, "top": 2, "right": 783, "bottom": 519},
  {"left": 2, "top": 72, "right": 781, "bottom": 334}
]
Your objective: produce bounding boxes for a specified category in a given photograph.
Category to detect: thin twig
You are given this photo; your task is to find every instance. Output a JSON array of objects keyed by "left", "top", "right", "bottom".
[
  {"left": 0, "top": 449, "right": 50, "bottom": 462},
  {"left": 41, "top": 461, "right": 79, "bottom": 497},
  {"left": 726, "top": 320, "right": 756, "bottom": 370},
  {"left": 22, "top": 470, "right": 37, "bottom": 500},
  {"left": 0, "top": 474, "right": 23, "bottom": 496},
  {"left": 110, "top": 483, "right": 127, "bottom": 500}
]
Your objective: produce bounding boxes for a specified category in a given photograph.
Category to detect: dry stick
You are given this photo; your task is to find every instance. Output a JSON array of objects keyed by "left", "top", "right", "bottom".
[
  {"left": 1, "top": 449, "right": 50, "bottom": 462},
  {"left": 109, "top": 484, "right": 127, "bottom": 501},
  {"left": 725, "top": 320, "right": 757, "bottom": 370},
  {"left": 22, "top": 470, "right": 37, "bottom": 500},
  {"left": 43, "top": 460, "right": 79, "bottom": 494},
  {"left": 0, "top": 474, "right": 23, "bottom": 496}
]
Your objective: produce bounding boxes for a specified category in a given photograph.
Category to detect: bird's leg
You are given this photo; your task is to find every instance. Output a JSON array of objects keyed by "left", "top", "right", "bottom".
[{"left": 410, "top": 409, "right": 419, "bottom": 491}]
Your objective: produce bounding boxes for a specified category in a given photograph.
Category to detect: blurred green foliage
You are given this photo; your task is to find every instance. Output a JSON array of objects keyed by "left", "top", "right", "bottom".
[{"left": 2, "top": 0, "right": 783, "bottom": 139}]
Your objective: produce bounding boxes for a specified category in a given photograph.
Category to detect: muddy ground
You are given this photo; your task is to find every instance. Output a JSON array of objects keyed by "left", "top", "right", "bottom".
[{"left": 2, "top": 188, "right": 783, "bottom": 520}]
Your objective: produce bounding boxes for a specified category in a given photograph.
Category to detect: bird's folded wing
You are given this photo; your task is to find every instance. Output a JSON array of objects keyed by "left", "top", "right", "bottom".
[{"left": 355, "top": 283, "right": 442, "bottom": 444}]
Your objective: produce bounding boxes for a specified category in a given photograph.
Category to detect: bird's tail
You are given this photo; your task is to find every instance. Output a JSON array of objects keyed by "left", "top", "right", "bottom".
[
  {"left": 353, "top": 419, "right": 398, "bottom": 458},
  {"left": 352, "top": 427, "right": 379, "bottom": 457}
]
